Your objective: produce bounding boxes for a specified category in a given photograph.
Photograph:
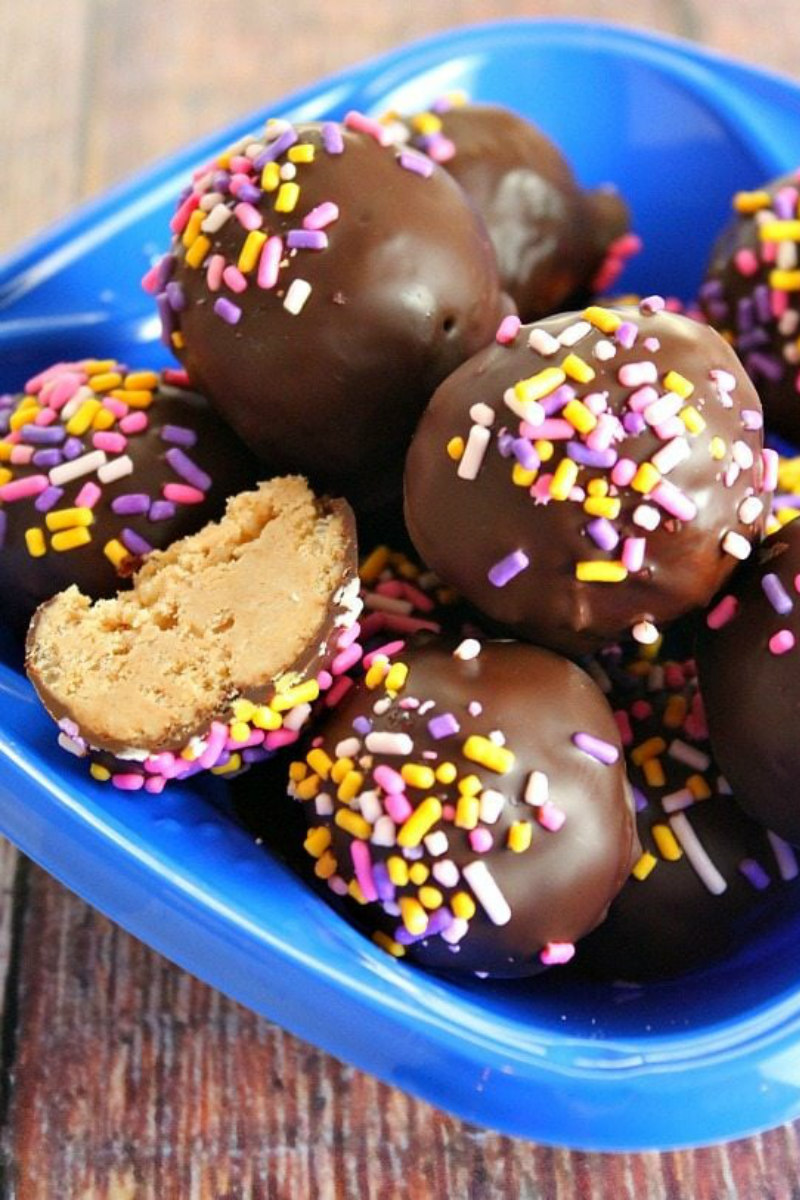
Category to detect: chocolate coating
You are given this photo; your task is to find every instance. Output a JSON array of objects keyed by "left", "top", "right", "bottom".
[
  {"left": 158, "top": 118, "right": 508, "bottom": 511},
  {"left": 576, "top": 649, "right": 798, "bottom": 980},
  {"left": 397, "top": 102, "right": 633, "bottom": 320},
  {"left": 0, "top": 361, "right": 259, "bottom": 633},
  {"left": 404, "top": 304, "right": 769, "bottom": 656},
  {"left": 291, "top": 640, "right": 637, "bottom": 978},
  {"left": 700, "top": 170, "right": 800, "bottom": 440},
  {"left": 697, "top": 523, "right": 800, "bottom": 844}
]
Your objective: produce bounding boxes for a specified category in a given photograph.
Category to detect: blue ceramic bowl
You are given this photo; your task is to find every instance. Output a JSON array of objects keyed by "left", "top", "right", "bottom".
[{"left": 3, "top": 21, "right": 800, "bottom": 1152}]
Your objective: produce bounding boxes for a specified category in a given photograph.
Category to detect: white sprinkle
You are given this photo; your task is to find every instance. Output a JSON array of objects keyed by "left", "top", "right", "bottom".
[
  {"left": 60, "top": 386, "right": 94, "bottom": 421},
  {"left": 58, "top": 732, "right": 86, "bottom": 758},
  {"left": 632, "top": 620, "right": 659, "bottom": 645},
  {"left": 283, "top": 278, "right": 312, "bottom": 315},
  {"left": 783, "top": 343, "right": 800, "bottom": 365},
  {"left": 201, "top": 203, "right": 232, "bottom": 233},
  {"left": 528, "top": 328, "right": 560, "bottom": 356},
  {"left": 457, "top": 424, "right": 491, "bottom": 480},
  {"left": 651, "top": 436, "right": 691, "bottom": 475},
  {"left": 365, "top": 732, "right": 413, "bottom": 756},
  {"left": 97, "top": 454, "right": 134, "bottom": 485},
  {"left": 335, "top": 737, "right": 361, "bottom": 759},
  {"left": 558, "top": 320, "right": 591, "bottom": 347},
  {"left": 362, "top": 592, "right": 414, "bottom": 615},
  {"left": 488, "top": 730, "right": 506, "bottom": 746},
  {"left": 778, "top": 239, "right": 798, "bottom": 270},
  {"left": 49, "top": 449, "right": 107, "bottom": 487},
  {"left": 315, "top": 793, "right": 334, "bottom": 817},
  {"left": 469, "top": 402, "right": 495, "bottom": 427},
  {"left": 503, "top": 386, "right": 545, "bottom": 426},
  {"left": 372, "top": 697, "right": 392, "bottom": 716},
  {"left": 633, "top": 503, "right": 661, "bottom": 531},
  {"left": 767, "top": 830, "right": 800, "bottom": 882},
  {"left": 724, "top": 462, "right": 741, "bottom": 488},
  {"left": 479, "top": 789, "right": 506, "bottom": 824},
  {"left": 738, "top": 495, "right": 764, "bottom": 525},
  {"left": 371, "top": 815, "right": 396, "bottom": 846},
  {"left": 283, "top": 702, "right": 312, "bottom": 731},
  {"left": 733, "top": 440, "right": 754, "bottom": 470},
  {"left": 424, "top": 831, "right": 449, "bottom": 857},
  {"left": 524, "top": 770, "right": 549, "bottom": 806},
  {"left": 468, "top": 701, "right": 482, "bottom": 717},
  {"left": 199, "top": 190, "right": 226, "bottom": 211},
  {"left": 661, "top": 787, "right": 695, "bottom": 814},
  {"left": 441, "top": 917, "right": 469, "bottom": 944},
  {"left": 592, "top": 339, "right": 617, "bottom": 361},
  {"left": 668, "top": 739, "right": 711, "bottom": 772},
  {"left": 779, "top": 310, "right": 800, "bottom": 337},
  {"left": 280, "top": 162, "right": 297, "bottom": 180},
  {"left": 462, "top": 861, "right": 512, "bottom": 925},
  {"left": 722, "top": 529, "right": 752, "bottom": 561},
  {"left": 669, "top": 813, "right": 727, "bottom": 894},
  {"left": 359, "top": 790, "right": 383, "bottom": 823},
  {"left": 433, "top": 859, "right": 460, "bottom": 888},
  {"left": 453, "top": 638, "right": 481, "bottom": 661}
]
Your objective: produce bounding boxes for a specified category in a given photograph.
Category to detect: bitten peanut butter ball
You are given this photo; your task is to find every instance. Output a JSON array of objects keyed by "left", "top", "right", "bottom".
[
  {"left": 404, "top": 301, "right": 771, "bottom": 656},
  {"left": 149, "top": 113, "right": 509, "bottom": 511}
]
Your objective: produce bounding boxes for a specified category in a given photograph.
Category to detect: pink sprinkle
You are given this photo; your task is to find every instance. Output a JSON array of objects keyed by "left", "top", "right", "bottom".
[
  {"left": 584, "top": 392, "right": 608, "bottom": 416},
  {"left": 615, "top": 710, "right": 633, "bottom": 746},
  {"left": 495, "top": 315, "right": 521, "bottom": 344},
  {"left": 74, "top": 481, "right": 102, "bottom": 509},
  {"left": 537, "top": 802, "right": 566, "bottom": 832},
  {"left": 197, "top": 722, "right": 229, "bottom": 769},
  {"left": 540, "top": 942, "right": 575, "bottom": 966},
  {"left": 351, "top": 841, "right": 378, "bottom": 902},
  {"left": 611, "top": 458, "right": 637, "bottom": 487},
  {"left": 621, "top": 537, "right": 646, "bottom": 572},
  {"left": 533, "top": 419, "right": 573, "bottom": 440},
  {"left": 335, "top": 622, "right": 362, "bottom": 651},
  {"left": 317, "top": 670, "right": 333, "bottom": 691},
  {"left": 385, "top": 793, "right": 412, "bottom": 824},
  {"left": 331, "top": 642, "right": 363, "bottom": 675},
  {"left": 631, "top": 699, "right": 653, "bottom": 720},
  {"left": 734, "top": 248, "right": 760, "bottom": 277},
  {"left": 0, "top": 474, "right": 48, "bottom": 501},
  {"left": 46, "top": 373, "right": 86, "bottom": 409},
  {"left": 144, "top": 777, "right": 166, "bottom": 794},
  {"left": 103, "top": 397, "right": 128, "bottom": 418},
  {"left": 303, "top": 201, "right": 340, "bottom": 231},
  {"left": 234, "top": 201, "right": 263, "bottom": 231},
  {"left": 222, "top": 265, "right": 248, "bottom": 294},
  {"left": 469, "top": 828, "right": 494, "bottom": 853},
  {"left": 93, "top": 431, "right": 127, "bottom": 454},
  {"left": 206, "top": 254, "right": 226, "bottom": 292},
  {"left": 363, "top": 640, "right": 404, "bottom": 669},
  {"left": 265, "top": 728, "right": 300, "bottom": 751},
  {"left": 531, "top": 475, "right": 554, "bottom": 501},
  {"left": 324, "top": 676, "right": 353, "bottom": 708},
  {"left": 618, "top": 362, "right": 658, "bottom": 388},
  {"left": 344, "top": 110, "right": 392, "bottom": 145},
  {"left": 33, "top": 407, "right": 57, "bottom": 427},
  {"left": 627, "top": 386, "right": 659, "bottom": 412},
  {"left": 10, "top": 446, "right": 33, "bottom": 465},
  {"left": 772, "top": 290, "right": 789, "bottom": 319},
  {"left": 651, "top": 480, "right": 698, "bottom": 521},
  {"left": 706, "top": 594, "right": 738, "bottom": 630},
  {"left": 229, "top": 155, "right": 253, "bottom": 174},
  {"left": 226, "top": 730, "right": 265, "bottom": 752},
  {"left": 111, "top": 772, "right": 145, "bottom": 791},
  {"left": 163, "top": 483, "right": 205, "bottom": 504},
  {"left": 169, "top": 191, "right": 200, "bottom": 235},
  {"left": 762, "top": 448, "right": 779, "bottom": 494},
  {"left": 769, "top": 630, "right": 796, "bottom": 655},
  {"left": 374, "top": 765, "right": 405, "bottom": 795},
  {"left": 257, "top": 236, "right": 283, "bottom": 289},
  {"left": 141, "top": 262, "right": 162, "bottom": 294},
  {"left": 120, "top": 412, "right": 148, "bottom": 435}
]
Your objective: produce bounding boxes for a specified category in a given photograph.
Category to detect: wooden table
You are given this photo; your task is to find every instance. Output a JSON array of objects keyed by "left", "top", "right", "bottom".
[{"left": 2, "top": 2, "right": 799, "bottom": 1196}]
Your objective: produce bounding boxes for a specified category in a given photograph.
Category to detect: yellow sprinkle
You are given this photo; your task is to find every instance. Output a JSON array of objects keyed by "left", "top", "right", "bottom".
[
  {"left": 288, "top": 143, "right": 315, "bottom": 163},
  {"left": 359, "top": 544, "right": 389, "bottom": 584},
  {"left": 631, "top": 463, "right": 661, "bottom": 494},
  {"left": 295, "top": 774, "right": 321, "bottom": 801},
  {"left": 45, "top": 506, "right": 94, "bottom": 533},
  {"left": 760, "top": 219, "right": 800, "bottom": 241},
  {"left": 549, "top": 458, "right": 579, "bottom": 501},
  {"left": 230, "top": 699, "right": 255, "bottom": 723},
  {"left": 275, "top": 182, "right": 300, "bottom": 213},
  {"left": 400, "top": 897, "right": 428, "bottom": 936},
  {"left": 66, "top": 398, "right": 102, "bottom": 436},
  {"left": 387, "top": 856, "right": 409, "bottom": 887},
  {"left": 90, "top": 763, "right": 111, "bottom": 782},
  {"left": 365, "top": 659, "right": 389, "bottom": 689},
  {"left": 514, "top": 367, "right": 566, "bottom": 405},
  {"left": 462, "top": 735, "right": 515, "bottom": 775},
  {"left": 632, "top": 851, "right": 658, "bottom": 881},
  {"left": 583, "top": 496, "right": 621, "bottom": 519},
  {"left": 0, "top": 469, "right": 11, "bottom": 486},
  {"left": 185, "top": 234, "right": 212, "bottom": 268},
  {"left": 112, "top": 388, "right": 154, "bottom": 409},
  {"left": 662, "top": 370, "right": 694, "bottom": 399},
  {"left": 181, "top": 209, "right": 205, "bottom": 248},
  {"left": 304, "top": 827, "right": 331, "bottom": 858},
  {"left": 418, "top": 885, "right": 443, "bottom": 910},
  {"left": 512, "top": 463, "right": 537, "bottom": 487},
  {"left": 410, "top": 112, "right": 443, "bottom": 135},
  {"left": 435, "top": 762, "right": 457, "bottom": 785},
  {"left": 25, "top": 528, "right": 46, "bottom": 558},
  {"left": 88, "top": 371, "right": 124, "bottom": 394},
  {"left": 561, "top": 353, "right": 596, "bottom": 384},
  {"left": 261, "top": 161, "right": 281, "bottom": 191},
  {"left": 663, "top": 695, "right": 688, "bottom": 729},
  {"left": 124, "top": 371, "right": 159, "bottom": 390},
  {"left": 228, "top": 721, "right": 252, "bottom": 744},
  {"left": 337, "top": 770, "right": 364, "bottom": 803},
  {"left": 583, "top": 305, "right": 622, "bottom": 333},
  {"left": 315, "top": 851, "right": 337, "bottom": 880},
  {"left": 575, "top": 561, "right": 628, "bottom": 583},
  {"left": 307, "top": 748, "right": 333, "bottom": 780},
  {"left": 238, "top": 229, "right": 268, "bottom": 274},
  {"left": 770, "top": 269, "right": 800, "bottom": 290},
  {"left": 212, "top": 752, "right": 241, "bottom": 776},
  {"left": 687, "top": 774, "right": 712, "bottom": 801},
  {"left": 409, "top": 862, "right": 430, "bottom": 886},
  {"left": 680, "top": 405, "right": 706, "bottom": 435},
  {"left": 562, "top": 398, "right": 598, "bottom": 434},
  {"left": 289, "top": 761, "right": 307, "bottom": 783},
  {"left": 587, "top": 478, "right": 609, "bottom": 497},
  {"left": 0, "top": 443, "right": 13, "bottom": 462},
  {"left": 733, "top": 189, "right": 772, "bottom": 213},
  {"left": 385, "top": 662, "right": 408, "bottom": 693},
  {"left": 104, "top": 538, "right": 130, "bottom": 569},
  {"left": 334, "top": 809, "right": 371, "bottom": 840},
  {"left": 52, "top": 527, "right": 92, "bottom": 552},
  {"left": 447, "top": 436, "right": 465, "bottom": 461},
  {"left": 457, "top": 774, "right": 482, "bottom": 796},
  {"left": 372, "top": 931, "right": 405, "bottom": 958},
  {"left": 330, "top": 757, "right": 354, "bottom": 784},
  {"left": 271, "top": 679, "right": 320, "bottom": 711},
  {"left": 348, "top": 879, "right": 368, "bottom": 905},
  {"left": 535, "top": 439, "right": 554, "bottom": 462},
  {"left": 653, "top": 823, "right": 683, "bottom": 861},
  {"left": 508, "top": 822, "right": 533, "bottom": 853},
  {"left": 171, "top": 331, "right": 186, "bottom": 350},
  {"left": 92, "top": 407, "right": 116, "bottom": 432},
  {"left": 643, "top": 757, "right": 666, "bottom": 788},
  {"left": 401, "top": 763, "right": 436, "bottom": 790},
  {"left": 455, "top": 794, "right": 480, "bottom": 830},
  {"left": 631, "top": 736, "right": 667, "bottom": 766},
  {"left": 397, "top": 796, "right": 442, "bottom": 848},
  {"left": 776, "top": 508, "right": 800, "bottom": 527},
  {"left": 251, "top": 705, "right": 282, "bottom": 731},
  {"left": 709, "top": 436, "right": 727, "bottom": 460},
  {"left": 451, "top": 891, "right": 476, "bottom": 921}
]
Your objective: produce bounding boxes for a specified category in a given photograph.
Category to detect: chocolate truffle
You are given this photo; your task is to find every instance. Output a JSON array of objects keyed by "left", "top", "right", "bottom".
[
  {"left": 390, "top": 100, "right": 636, "bottom": 320},
  {"left": 149, "top": 113, "right": 508, "bottom": 510},
  {"left": 290, "top": 639, "right": 637, "bottom": 977},
  {"left": 696, "top": 522, "right": 800, "bottom": 844},
  {"left": 0, "top": 359, "right": 259, "bottom": 632},
  {"left": 404, "top": 301, "right": 772, "bottom": 656},
  {"left": 26, "top": 478, "right": 361, "bottom": 791},
  {"left": 701, "top": 170, "right": 800, "bottom": 440},
  {"left": 577, "top": 647, "right": 799, "bottom": 980}
]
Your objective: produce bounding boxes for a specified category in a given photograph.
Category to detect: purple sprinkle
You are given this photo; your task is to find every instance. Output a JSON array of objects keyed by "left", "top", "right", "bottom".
[
  {"left": 148, "top": 500, "right": 177, "bottom": 522},
  {"left": 762, "top": 572, "right": 794, "bottom": 615},
  {"left": 511, "top": 438, "right": 540, "bottom": 471},
  {"left": 741, "top": 408, "right": 764, "bottom": 431},
  {"left": 0, "top": 510, "right": 6, "bottom": 547},
  {"left": 566, "top": 441, "right": 617, "bottom": 468},
  {"left": 155, "top": 253, "right": 176, "bottom": 290},
  {"left": 322, "top": 122, "right": 344, "bottom": 154},
  {"left": 34, "top": 485, "right": 65, "bottom": 513},
  {"left": 746, "top": 352, "right": 784, "bottom": 382},
  {"left": 213, "top": 297, "right": 242, "bottom": 325},
  {"left": 427, "top": 712, "right": 461, "bottom": 740},
  {"left": 32, "top": 449, "right": 63, "bottom": 468},
  {"left": 754, "top": 284, "right": 772, "bottom": 323},
  {"left": 166, "top": 447, "right": 212, "bottom": 491},
  {"left": 541, "top": 383, "right": 575, "bottom": 415},
  {"left": 398, "top": 149, "right": 434, "bottom": 178},
  {"left": 737, "top": 329, "right": 769, "bottom": 353},
  {"left": 775, "top": 187, "right": 799, "bottom": 219},
  {"left": 772, "top": 494, "right": 800, "bottom": 509},
  {"left": 0, "top": 394, "right": 16, "bottom": 410},
  {"left": 165, "top": 280, "right": 186, "bottom": 312},
  {"left": 19, "top": 424, "right": 65, "bottom": 445},
  {"left": 121, "top": 528, "right": 153, "bottom": 557},
  {"left": 212, "top": 170, "right": 231, "bottom": 193},
  {"left": 242, "top": 747, "right": 274, "bottom": 764},
  {"left": 395, "top": 907, "right": 453, "bottom": 945},
  {"left": 705, "top": 300, "right": 729, "bottom": 323},
  {"left": 352, "top": 715, "right": 372, "bottom": 735},
  {"left": 160, "top": 424, "right": 197, "bottom": 447},
  {"left": 254, "top": 126, "right": 298, "bottom": 167},
  {"left": 699, "top": 280, "right": 724, "bottom": 300},
  {"left": 572, "top": 731, "right": 619, "bottom": 765},
  {"left": 488, "top": 549, "right": 530, "bottom": 588},
  {"left": 234, "top": 181, "right": 262, "bottom": 205},
  {"left": 496, "top": 431, "right": 515, "bottom": 458},
  {"left": 633, "top": 787, "right": 648, "bottom": 813},
  {"left": 157, "top": 291, "right": 175, "bottom": 344},
  {"left": 623, "top": 411, "right": 646, "bottom": 436},
  {"left": 640, "top": 295, "right": 666, "bottom": 314},
  {"left": 586, "top": 517, "right": 619, "bottom": 552},
  {"left": 112, "top": 493, "right": 150, "bottom": 516},
  {"left": 62, "top": 438, "right": 83, "bottom": 460},
  {"left": 372, "top": 862, "right": 395, "bottom": 903},
  {"left": 739, "top": 858, "right": 771, "bottom": 891},
  {"left": 286, "top": 230, "right": 329, "bottom": 251},
  {"left": 615, "top": 321, "right": 638, "bottom": 349},
  {"left": 736, "top": 296, "right": 755, "bottom": 334}
]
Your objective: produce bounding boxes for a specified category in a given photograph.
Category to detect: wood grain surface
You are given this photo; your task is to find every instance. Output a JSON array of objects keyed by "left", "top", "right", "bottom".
[{"left": 2, "top": 2, "right": 800, "bottom": 1197}]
